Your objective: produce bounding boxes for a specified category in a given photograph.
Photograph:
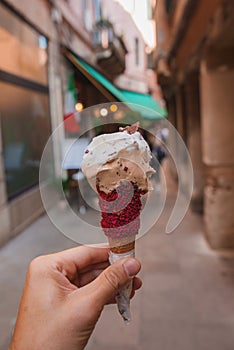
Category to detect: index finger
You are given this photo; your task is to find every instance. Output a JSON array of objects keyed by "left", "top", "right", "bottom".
[{"left": 52, "top": 245, "right": 110, "bottom": 272}]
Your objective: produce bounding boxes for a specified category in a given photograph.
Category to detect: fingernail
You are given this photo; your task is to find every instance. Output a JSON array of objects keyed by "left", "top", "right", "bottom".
[{"left": 123, "top": 259, "right": 140, "bottom": 277}]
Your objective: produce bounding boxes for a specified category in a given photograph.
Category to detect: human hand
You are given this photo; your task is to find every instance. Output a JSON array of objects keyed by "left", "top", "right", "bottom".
[{"left": 9, "top": 246, "right": 141, "bottom": 350}]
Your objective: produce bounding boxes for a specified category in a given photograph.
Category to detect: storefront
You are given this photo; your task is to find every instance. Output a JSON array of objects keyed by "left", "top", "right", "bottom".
[
  {"left": 0, "top": 2, "right": 51, "bottom": 243},
  {"left": 0, "top": 3, "right": 50, "bottom": 199}
]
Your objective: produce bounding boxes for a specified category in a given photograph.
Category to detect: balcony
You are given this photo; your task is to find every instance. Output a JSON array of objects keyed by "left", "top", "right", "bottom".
[{"left": 93, "top": 19, "right": 127, "bottom": 77}]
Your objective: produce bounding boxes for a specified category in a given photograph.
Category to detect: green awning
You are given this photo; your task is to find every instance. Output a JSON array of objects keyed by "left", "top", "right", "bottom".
[
  {"left": 119, "top": 89, "right": 167, "bottom": 119},
  {"left": 65, "top": 51, "right": 167, "bottom": 120}
]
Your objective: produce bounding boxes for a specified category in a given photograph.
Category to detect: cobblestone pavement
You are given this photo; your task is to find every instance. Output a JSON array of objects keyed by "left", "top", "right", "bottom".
[{"left": 1, "top": 174, "right": 234, "bottom": 350}]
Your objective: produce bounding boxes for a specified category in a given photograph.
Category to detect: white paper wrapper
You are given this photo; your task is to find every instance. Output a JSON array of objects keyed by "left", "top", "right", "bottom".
[{"left": 109, "top": 249, "right": 135, "bottom": 324}]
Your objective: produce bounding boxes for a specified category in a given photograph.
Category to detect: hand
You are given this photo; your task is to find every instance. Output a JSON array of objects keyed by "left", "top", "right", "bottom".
[{"left": 10, "top": 246, "right": 141, "bottom": 350}]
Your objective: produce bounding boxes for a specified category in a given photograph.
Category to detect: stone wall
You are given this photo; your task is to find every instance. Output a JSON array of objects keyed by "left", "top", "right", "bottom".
[{"left": 200, "top": 61, "right": 234, "bottom": 248}]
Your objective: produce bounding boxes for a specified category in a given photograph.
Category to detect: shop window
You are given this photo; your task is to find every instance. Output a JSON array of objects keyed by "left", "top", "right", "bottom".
[
  {"left": 0, "top": 4, "right": 48, "bottom": 85},
  {"left": 0, "top": 83, "right": 50, "bottom": 199},
  {"left": 60, "top": 58, "right": 81, "bottom": 139},
  {"left": 0, "top": 4, "right": 50, "bottom": 199}
]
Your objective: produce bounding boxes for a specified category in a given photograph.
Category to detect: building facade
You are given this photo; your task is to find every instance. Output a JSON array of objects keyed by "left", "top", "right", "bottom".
[
  {"left": 154, "top": 0, "right": 234, "bottom": 249},
  {"left": 0, "top": 0, "right": 161, "bottom": 246},
  {"left": 100, "top": 0, "right": 150, "bottom": 93}
]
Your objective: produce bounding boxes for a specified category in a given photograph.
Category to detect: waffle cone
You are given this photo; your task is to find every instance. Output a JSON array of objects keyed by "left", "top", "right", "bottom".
[{"left": 108, "top": 234, "right": 136, "bottom": 254}]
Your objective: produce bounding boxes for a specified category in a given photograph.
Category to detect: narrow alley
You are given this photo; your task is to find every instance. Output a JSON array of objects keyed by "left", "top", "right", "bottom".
[{"left": 1, "top": 165, "right": 234, "bottom": 350}]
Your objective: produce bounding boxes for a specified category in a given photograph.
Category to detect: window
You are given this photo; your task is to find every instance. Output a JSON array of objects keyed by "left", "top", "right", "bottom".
[
  {"left": 0, "top": 83, "right": 50, "bottom": 198},
  {"left": 0, "top": 4, "right": 48, "bottom": 84},
  {"left": 94, "top": 0, "right": 102, "bottom": 21},
  {"left": 0, "top": 4, "right": 50, "bottom": 199},
  {"left": 147, "top": 0, "right": 153, "bottom": 19},
  {"left": 82, "top": 0, "right": 93, "bottom": 31},
  {"left": 135, "top": 38, "right": 140, "bottom": 66},
  {"left": 164, "top": 0, "right": 175, "bottom": 15},
  {"left": 147, "top": 51, "right": 154, "bottom": 69}
]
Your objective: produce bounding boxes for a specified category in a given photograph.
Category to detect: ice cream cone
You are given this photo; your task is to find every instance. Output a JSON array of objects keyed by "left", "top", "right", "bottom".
[
  {"left": 108, "top": 235, "right": 136, "bottom": 254},
  {"left": 82, "top": 123, "right": 155, "bottom": 323}
]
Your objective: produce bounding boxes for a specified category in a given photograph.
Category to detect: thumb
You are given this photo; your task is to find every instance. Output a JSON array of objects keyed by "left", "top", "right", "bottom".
[{"left": 91, "top": 257, "right": 141, "bottom": 307}]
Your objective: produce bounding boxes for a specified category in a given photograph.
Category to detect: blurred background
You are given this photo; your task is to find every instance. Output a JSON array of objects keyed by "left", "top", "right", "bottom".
[{"left": 0, "top": 0, "right": 234, "bottom": 349}]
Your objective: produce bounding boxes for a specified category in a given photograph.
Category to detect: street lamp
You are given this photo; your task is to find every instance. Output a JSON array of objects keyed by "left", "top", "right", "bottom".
[{"left": 93, "top": 19, "right": 114, "bottom": 49}]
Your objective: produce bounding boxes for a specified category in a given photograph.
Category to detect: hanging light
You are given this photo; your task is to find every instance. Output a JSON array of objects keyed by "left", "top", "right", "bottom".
[
  {"left": 110, "top": 104, "right": 118, "bottom": 112},
  {"left": 100, "top": 108, "right": 108, "bottom": 117},
  {"left": 75, "top": 102, "right": 84, "bottom": 112}
]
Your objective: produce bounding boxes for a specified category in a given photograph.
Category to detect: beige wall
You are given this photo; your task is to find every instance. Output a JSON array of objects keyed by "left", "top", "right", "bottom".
[
  {"left": 201, "top": 63, "right": 234, "bottom": 165},
  {"left": 200, "top": 61, "right": 234, "bottom": 248},
  {"left": 6, "top": 0, "right": 54, "bottom": 38},
  {"left": 155, "top": 0, "right": 234, "bottom": 249}
]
